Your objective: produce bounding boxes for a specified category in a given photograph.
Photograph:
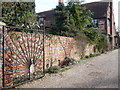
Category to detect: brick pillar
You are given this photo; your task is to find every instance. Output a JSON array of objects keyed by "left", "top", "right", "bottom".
[
  {"left": 0, "top": 22, "right": 13, "bottom": 87},
  {"left": 0, "top": 23, "right": 3, "bottom": 87},
  {"left": 0, "top": 22, "right": 6, "bottom": 87}
]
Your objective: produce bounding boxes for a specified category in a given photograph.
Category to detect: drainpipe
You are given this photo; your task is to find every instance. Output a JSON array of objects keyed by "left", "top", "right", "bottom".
[{"left": 110, "top": 2, "right": 113, "bottom": 48}]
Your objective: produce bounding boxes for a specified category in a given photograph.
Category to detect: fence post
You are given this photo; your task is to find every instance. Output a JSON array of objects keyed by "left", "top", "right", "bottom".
[
  {"left": 39, "top": 17, "right": 46, "bottom": 75},
  {"left": 43, "top": 18, "right": 45, "bottom": 75},
  {"left": 0, "top": 25, "right": 3, "bottom": 87},
  {"left": 0, "top": 22, "right": 6, "bottom": 88}
]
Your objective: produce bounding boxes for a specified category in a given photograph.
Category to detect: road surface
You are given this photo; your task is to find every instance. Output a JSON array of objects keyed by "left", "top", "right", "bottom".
[{"left": 18, "top": 49, "right": 119, "bottom": 88}]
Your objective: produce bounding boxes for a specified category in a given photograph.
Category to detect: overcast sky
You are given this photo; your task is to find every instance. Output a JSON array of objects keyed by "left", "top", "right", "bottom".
[{"left": 35, "top": 0, "right": 119, "bottom": 29}]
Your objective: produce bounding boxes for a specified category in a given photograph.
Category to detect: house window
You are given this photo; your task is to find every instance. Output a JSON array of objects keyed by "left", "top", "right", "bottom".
[
  {"left": 98, "top": 20, "right": 105, "bottom": 30},
  {"left": 91, "top": 19, "right": 98, "bottom": 28}
]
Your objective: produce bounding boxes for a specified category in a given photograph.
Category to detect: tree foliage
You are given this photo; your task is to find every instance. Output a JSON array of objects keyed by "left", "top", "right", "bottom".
[
  {"left": 50, "top": 2, "right": 68, "bottom": 35},
  {"left": 96, "top": 34, "right": 108, "bottom": 52},
  {"left": 51, "top": 0, "right": 108, "bottom": 53},
  {"left": 2, "top": 2, "right": 36, "bottom": 28},
  {"left": 51, "top": 0, "right": 92, "bottom": 37}
]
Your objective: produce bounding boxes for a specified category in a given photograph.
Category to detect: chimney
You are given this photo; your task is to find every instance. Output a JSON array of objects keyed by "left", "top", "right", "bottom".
[{"left": 59, "top": 0, "right": 64, "bottom": 3}]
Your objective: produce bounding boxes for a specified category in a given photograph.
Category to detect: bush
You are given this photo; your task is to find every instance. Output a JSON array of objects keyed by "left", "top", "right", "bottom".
[
  {"left": 49, "top": 66, "right": 60, "bottom": 71},
  {"left": 89, "top": 54, "right": 97, "bottom": 57},
  {"left": 46, "top": 66, "right": 60, "bottom": 74},
  {"left": 85, "top": 55, "right": 90, "bottom": 59},
  {"left": 85, "top": 54, "right": 97, "bottom": 59},
  {"left": 46, "top": 70, "right": 58, "bottom": 74},
  {"left": 60, "top": 67, "right": 70, "bottom": 72},
  {"left": 60, "top": 56, "right": 77, "bottom": 68}
]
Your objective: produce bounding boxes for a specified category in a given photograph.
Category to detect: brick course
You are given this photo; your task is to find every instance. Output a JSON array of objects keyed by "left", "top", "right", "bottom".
[{"left": 0, "top": 26, "right": 95, "bottom": 87}]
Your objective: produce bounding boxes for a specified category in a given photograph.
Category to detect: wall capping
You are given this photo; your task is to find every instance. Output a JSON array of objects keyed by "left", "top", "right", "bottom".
[{"left": 0, "top": 21, "right": 6, "bottom": 26}]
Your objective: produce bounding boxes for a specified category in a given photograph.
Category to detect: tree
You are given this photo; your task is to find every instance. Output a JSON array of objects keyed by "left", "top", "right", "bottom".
[
  {"left": 52, "top": 0, "right": 108, "bottom": 54},
  {"left": 51, "top": 0, "right": 92, "bottom": 37},
  {"left": 84, "top": 28, "right": 101, "bottom": 44},
  {"left": 2, "top": 2, "right": 37, "bottom": 28},
  {"left": 96, "top": 34, "right": 108, "bottom": 53},
  {"left": 67, "top": 0, "right": 92, "bottom": 36},
  {"left": 50, "top": 2, "right": 69, "bottom": 36},
  {"left": 1, "top": 2, "right": 42, "bottom": 79}
]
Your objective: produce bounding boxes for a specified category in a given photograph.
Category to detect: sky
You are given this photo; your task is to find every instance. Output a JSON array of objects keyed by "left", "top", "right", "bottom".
[{"left": 35, "top": 0, "right": 119, "bottom": 29}]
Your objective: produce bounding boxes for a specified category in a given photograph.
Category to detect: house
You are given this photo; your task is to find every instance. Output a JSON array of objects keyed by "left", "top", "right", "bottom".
[
  {"left": 81, "top": 2, "right": 116, "bottom": 48},
  {"left": 37, "top": 1, "right": 117, "bottom": 48}
]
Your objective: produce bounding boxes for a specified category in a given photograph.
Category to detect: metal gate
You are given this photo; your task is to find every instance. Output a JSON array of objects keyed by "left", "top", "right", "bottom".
[{"left": 1, "top": 23, "right": 45, "bottom": 87}]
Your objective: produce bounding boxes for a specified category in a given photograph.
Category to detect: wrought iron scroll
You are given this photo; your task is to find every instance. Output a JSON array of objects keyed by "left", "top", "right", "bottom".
[{"left": 2, "top": 25, "right": 45, "bottom": 87}]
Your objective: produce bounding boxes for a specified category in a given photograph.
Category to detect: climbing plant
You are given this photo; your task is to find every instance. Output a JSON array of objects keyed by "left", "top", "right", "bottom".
[{"left": 2, "top": 2, "right": 37, "bottom": 28}]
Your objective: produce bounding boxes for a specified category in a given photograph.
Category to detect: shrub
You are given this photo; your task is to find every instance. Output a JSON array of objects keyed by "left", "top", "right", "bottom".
[
  {"left": 46, "top": 66, "right": 60, "bottom": 74},
  {"left": 85, "top": 55, "right": 90, "bottom": 59},
  {"left": 89, "top": 54, "right": 97, "bottom": 57},
  {"left": 85, "top": 54, "right": 97, "bottom": 59},
  {"left": 60, "top": 56, "right": 77, "bottom": 68},
  {"left": 49, "top": 66, "right": 60, "bottom": 71},
  {"left": 46, "top": 70, "right": 58, "bottom": 74},
  {"left": 60, "top": 67, "right": 70, "bottom": 72}
]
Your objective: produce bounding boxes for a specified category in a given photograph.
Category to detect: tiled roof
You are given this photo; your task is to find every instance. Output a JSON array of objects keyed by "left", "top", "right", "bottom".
[
  {"left": 37, "top": 2, "right": 110, "bottom": 25},
  {"left": 37, "top": 10, "right": 55, "bottom": 26},
  {"left": 81, "top": 2, "right": 109, "bottom": 18}
]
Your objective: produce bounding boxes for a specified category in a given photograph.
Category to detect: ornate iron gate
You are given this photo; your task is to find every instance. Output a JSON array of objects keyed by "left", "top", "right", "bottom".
[{"left": 1, "top": 24, "right": 45, "bottom": 87}]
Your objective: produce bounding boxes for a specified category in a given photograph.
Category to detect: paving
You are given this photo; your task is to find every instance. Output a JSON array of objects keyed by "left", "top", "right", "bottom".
[{"left": 18, "top": 49, "right": 119, "bottom": 88}]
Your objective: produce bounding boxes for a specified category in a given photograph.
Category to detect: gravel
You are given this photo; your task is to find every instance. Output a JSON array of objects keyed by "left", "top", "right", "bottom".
[{"left": 18, "top": 49, "right": 118, "bottom": 88}]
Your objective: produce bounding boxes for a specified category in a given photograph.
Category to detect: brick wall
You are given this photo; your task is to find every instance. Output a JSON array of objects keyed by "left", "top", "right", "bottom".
[
  {"left": 0, "top": 22, "right": 6, "bottom": 87},
  {"left": 44, "top": 35, "right": 80, "bottom": 67},
  {"left": 0, "top": 26, "right": 95, "bottom": 87},
  {"left": 98, "top": 19, "right": 107, "bottom": 34},
  {"left": 44, "top": 35, "right": 94, "bottom": 67},
  {"left": 106, "top": 2, "right": 116, "bottom": 47},
  {"left": 0, "top": 25, "right": 3, "bottom": 87}
]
